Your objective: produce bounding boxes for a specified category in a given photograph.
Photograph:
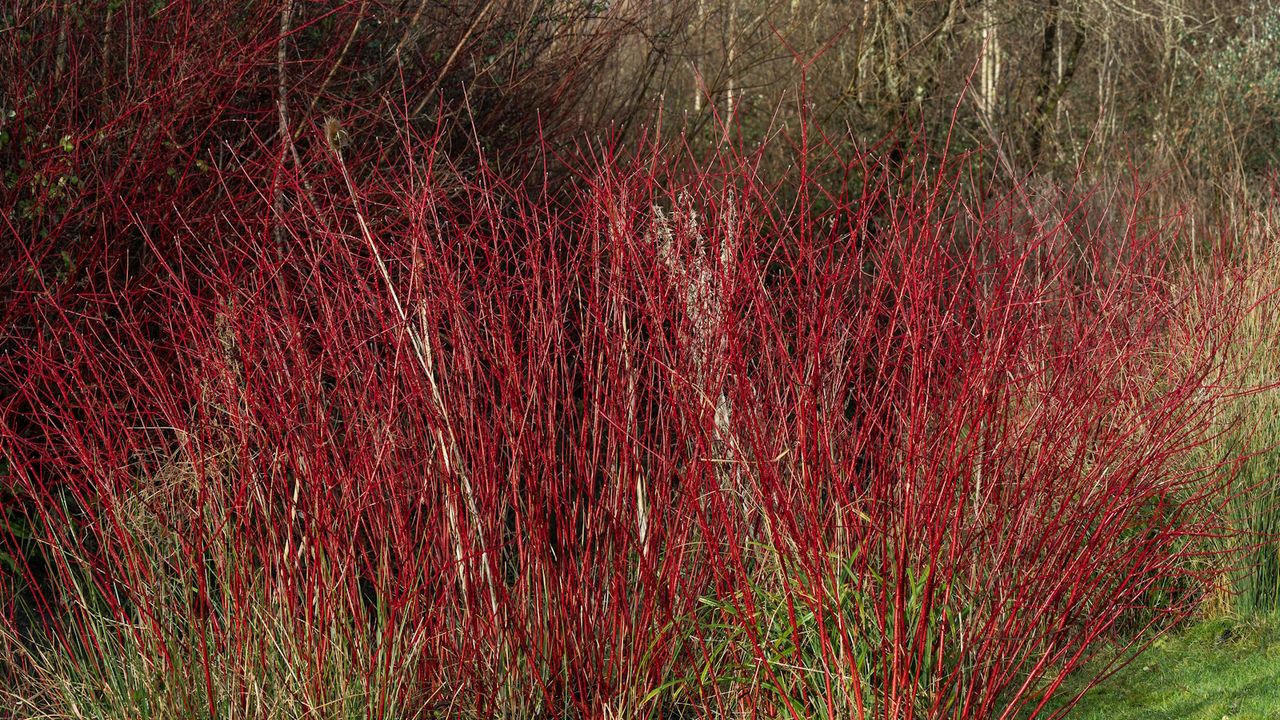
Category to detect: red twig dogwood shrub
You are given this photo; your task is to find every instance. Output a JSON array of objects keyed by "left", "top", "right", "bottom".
[
  {"left": 0, "top": 0, "right": 653, "bottom": 333},
  {"left": 0, "top": 114, "right": 1255, "bottom": 719}
]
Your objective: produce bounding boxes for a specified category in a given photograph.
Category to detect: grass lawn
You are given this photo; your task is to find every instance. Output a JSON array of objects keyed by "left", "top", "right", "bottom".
[{"left": 1043, "top": 617, "right": 1280, "bottom": 720}]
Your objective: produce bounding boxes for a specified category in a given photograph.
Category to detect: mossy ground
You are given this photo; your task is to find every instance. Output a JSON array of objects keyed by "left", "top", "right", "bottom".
[{"left": 1042, "top": 616, "right": 1280, "bottom": 720}]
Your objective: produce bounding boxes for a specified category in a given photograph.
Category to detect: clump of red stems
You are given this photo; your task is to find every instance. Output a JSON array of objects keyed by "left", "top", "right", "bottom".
[
  {"left": 0, "top": 0, "right": 645, "bottom": 315},
  {"left": 0, "top": 117, "right": 1257, "bottom": 719}
]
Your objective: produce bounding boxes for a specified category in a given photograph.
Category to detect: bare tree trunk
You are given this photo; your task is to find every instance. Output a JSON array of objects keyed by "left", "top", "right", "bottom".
[
  {"left": 883, "top": 2, "right": 901, "bottom": 100},
  {"left": 101, "top": 4, "right": 115, "bottom": 96},
  {"left": 1027, "top": 1, "right": 1085, "bottom": 167},
  {"left": 979, "top": 3, "right": 1001, "bottom": 128},
  {"left": 725, "top": 0, "right": 737, "bottom": 121},
  {"left": 54, "top": 3, "right": 69, "bottom": 84},
  {"left": 274, "top": 1, "right": 292, "bottom": 248},
  {"left": 694, "top": 0, "right": 705, "bottom": 114},
  {"left": 1096, "top": 11, "right": 1115, "bottom": 163},
  {"left": 855, "top": 0, "right": 876, "bottom": 105}
]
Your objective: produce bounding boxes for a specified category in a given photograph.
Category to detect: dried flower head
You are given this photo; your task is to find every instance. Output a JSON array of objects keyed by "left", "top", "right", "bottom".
[{"left": 323, "top": 116, "right": 348, "bottom": 152}]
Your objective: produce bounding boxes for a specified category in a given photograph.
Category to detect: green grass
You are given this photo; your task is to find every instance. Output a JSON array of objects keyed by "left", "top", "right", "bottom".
[{"left": 1042, "top": 616, "right": 1280, "bottom": 720}]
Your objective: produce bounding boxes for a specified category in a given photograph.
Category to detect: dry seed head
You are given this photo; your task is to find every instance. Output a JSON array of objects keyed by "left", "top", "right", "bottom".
[{"left": 323, "top": 116, "right": 348, "bottom": 152}]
